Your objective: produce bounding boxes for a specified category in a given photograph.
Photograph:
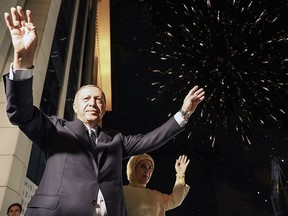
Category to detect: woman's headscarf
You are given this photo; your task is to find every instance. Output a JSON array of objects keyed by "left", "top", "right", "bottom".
[{"left": 126, "top": 154, "right": 155, "bottom": 187}]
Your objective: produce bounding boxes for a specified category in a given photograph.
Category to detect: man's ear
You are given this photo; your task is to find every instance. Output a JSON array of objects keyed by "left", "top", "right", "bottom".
[{"left": 73, "top": 103, "right": 77, "bottom": 113}]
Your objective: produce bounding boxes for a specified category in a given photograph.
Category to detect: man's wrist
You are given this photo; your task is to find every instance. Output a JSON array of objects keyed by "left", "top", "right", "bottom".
[
  {"left": 174, "top": 112, "right": 188, "bottom": 127},
  {"left": 179, "top": 108, "right": 191, "bottom": 119},
  {"left": 14, "top": 53, "right": 34, "bottom": 70},
  {"left": 9, "top": 63, "right": 34, "bottom": 80}
]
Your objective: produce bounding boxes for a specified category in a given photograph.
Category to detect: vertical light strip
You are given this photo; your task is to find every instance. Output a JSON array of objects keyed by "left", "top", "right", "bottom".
[{"left": 95, "top": 0, "right": 112, "bottom": 111}]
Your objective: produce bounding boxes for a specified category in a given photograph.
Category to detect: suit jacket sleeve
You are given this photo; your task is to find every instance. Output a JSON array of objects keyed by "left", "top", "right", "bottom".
[
  {"left": 122, "top": 116, "right": 185, "bottom": 157},
  {"left": 3, "top": 74, "right": 55, "bottom": 148}
]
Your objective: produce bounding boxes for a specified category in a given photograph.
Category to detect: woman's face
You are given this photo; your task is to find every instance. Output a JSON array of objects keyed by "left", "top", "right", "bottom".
[{"left": 135, "top": 159, "right": 154, "bottom": 185}]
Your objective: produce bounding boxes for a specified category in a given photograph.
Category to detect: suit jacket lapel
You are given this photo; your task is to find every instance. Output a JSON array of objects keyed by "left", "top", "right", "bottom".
[
  {"left": 65, "top": 119, "right": 99, "bottom": 175},
  {"left": 96, "top": 128, "right": 108, "bottom": 169},
  {"left": 66, "top": 118, "right": 90, "bottom": 145},
  {"left": 66, "top": 119, "right": 113, "bottom": 171}
]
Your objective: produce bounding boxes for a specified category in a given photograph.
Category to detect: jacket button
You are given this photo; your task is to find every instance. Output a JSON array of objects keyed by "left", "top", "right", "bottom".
[{"left": 91, "top": 200, "right": 97, "bottom": 206}]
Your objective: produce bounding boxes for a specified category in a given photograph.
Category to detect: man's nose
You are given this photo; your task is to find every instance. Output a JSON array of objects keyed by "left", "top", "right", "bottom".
[{"left": 89, "top": 99, "right": 96, "bottom": 106}]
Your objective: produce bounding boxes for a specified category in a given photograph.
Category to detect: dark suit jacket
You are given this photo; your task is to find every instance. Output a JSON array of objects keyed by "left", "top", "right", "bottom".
[{"left": 4, "top": 75, "right": 184, "bottom": 216}]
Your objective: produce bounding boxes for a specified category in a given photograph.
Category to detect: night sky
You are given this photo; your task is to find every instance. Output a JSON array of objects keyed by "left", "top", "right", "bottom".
[{"left": 104, "top": 0, "right": 288, "bottom": 215}]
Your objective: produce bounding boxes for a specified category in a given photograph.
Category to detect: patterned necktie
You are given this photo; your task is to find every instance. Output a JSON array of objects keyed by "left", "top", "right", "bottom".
[
  {"left": 87, "top": 128, "right": 98, "bottom": 163},
  {"left": 89, "top": 128, "right": 98, "bottom": 146}
]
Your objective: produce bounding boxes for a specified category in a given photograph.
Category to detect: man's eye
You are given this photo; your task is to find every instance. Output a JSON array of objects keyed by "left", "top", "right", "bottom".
[{"left": 96, "top": 98, "right": 103, "bottom": 103}]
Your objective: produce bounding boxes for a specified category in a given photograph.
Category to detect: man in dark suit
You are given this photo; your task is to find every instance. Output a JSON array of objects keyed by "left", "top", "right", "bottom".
[{"left": 3, "top": 6, "right": 205, "bottom": 216}]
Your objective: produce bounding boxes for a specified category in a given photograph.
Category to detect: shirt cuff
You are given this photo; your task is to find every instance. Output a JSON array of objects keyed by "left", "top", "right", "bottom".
[
  {"left": 9, "top": 63, "right": 34, "bottom": 80},
  {"left": 174, "top": 112, "right": 188, "bottom": 127}
]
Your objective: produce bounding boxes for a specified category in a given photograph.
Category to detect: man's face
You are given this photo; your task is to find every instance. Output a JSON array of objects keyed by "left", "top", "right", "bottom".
[
  {"left": 7, "top": 205, "right": 21, "bottom": 216},
  {"left": 135, "top": 159, "right": 154, "bottom": 185},
  {"left": 73, "top": 86, "right": 106, "bottom": 127}
]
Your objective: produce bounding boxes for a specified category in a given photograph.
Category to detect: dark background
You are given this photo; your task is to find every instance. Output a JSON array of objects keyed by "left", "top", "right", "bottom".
[{"left": 104, "top": 0, "right": 288, "bottom": 215}]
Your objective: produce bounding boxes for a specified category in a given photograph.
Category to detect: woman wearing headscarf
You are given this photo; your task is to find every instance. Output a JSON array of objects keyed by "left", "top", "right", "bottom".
[{"left": 123, "top": 154, "right": 190, "bottom": 216}]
